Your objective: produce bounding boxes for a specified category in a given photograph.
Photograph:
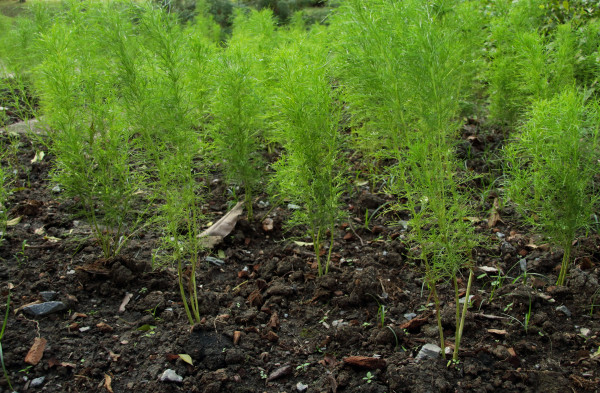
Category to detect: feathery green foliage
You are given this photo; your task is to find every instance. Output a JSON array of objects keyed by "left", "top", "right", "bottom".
[
  {"left": 209, "top": 10, "right": 275, "bottom": 219},
  {"left": 271, "top": 31, "right": 344, "bottom": 276},
  {"left": 505, "top": 89, "right": 599, "bottom": 286}
]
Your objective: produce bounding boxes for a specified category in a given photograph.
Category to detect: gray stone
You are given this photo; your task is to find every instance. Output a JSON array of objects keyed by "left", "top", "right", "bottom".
[
  {"left": 416, "top": 343, "right": 441, "bottom": 361},
  {"left": 159, "top": 369, "right": 183, "bottom": 383},
  {"left": 39, "top": 291, "right": 58, "bottom": 301},
  {"left": 23, "top": 301, "right": 66, "bottom": 317},
  {"left": 30, "top": 376, "right": 45, "bottom": 388},
  {"left": 296, "top": 382, "right": 308, "bottom": 392},
  {"left": 556, "top": 305, "right": 571, "bottom": 317},
  {"left": 580, "top": 327, "right": 591, "bottom": 337},
  {"left": 500, "top": 241, "right": 515, "bottom": 255},
  {"left": 404, "top": 313, "right": 417, "bottom": 321}
]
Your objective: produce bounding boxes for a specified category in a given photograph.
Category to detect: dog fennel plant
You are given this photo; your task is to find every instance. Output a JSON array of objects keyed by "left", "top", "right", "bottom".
[
  {"left": 506, "top": 89, "right": 599, "bottom": 286},
  {"left": 271, "top": 31, "right": 344, "bottom": 277},
  {"left": 209, "top": 42, "right": 266, "bottom": 221},
  {"left": 136, "top": 5, "right": 208, "bottom": 325},
  {"left": 377, "top": 0, "right": 482, "bottom": 362},
  {"left": 35, "top": 5, "right": 148, "bottom": 259}
]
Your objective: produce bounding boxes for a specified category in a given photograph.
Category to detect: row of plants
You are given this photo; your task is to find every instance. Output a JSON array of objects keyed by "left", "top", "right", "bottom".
[{"left": 0, "top": 0, "right": 599, "bottom": 359}]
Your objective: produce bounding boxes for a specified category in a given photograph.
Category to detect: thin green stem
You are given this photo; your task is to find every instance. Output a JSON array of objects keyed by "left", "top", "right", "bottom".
[{"left": 453, "top": 269, "right": 474, "bottom": 362}]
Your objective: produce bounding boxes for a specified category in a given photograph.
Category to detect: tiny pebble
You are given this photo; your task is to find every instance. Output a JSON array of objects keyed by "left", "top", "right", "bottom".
[
  {"left": 556, "top": 305, "right": 572, "bottom": 317},
  {"left": 580, "top": 328, "right": 591, "bottom": 337},
  {"left": 79, "top": 326, "right": 91, "bottom": 332},
  {"left": 30, "top": 376, "right": 45, "bottom": 388},
  {"left": 159, "top": 369, "right": 183, "bottom": 383},
  {"left": 296, "top": 382, "right": 308, "bottom": 392},
  {"left": 404, "top": 313, "right": 417, "bottom": 321}
]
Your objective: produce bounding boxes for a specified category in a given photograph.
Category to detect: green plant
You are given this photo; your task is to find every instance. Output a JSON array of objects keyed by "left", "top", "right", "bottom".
[
  {"left": 14, "top": 239, "right": 27, "bottom": 267},
  {"left": 0, "top": 285, "right": 13, "bottom": 391},
  {"left": 270, "top": 30, "right": 345, "bottom": 276},
  {"left": 34, "top": 3, "right": 150, "bottom": 259},
  {"left": 209, "top": 41, "right": 266, "bottom": 220},
  {"left": 135, "top": 5, "right": 208, "bottom": 326},
  {"left": 505, "top": 89, "right": 599, "bottom": 286},
  {"left": 363, "top": 371, "right": 374, "bottom": 384}
]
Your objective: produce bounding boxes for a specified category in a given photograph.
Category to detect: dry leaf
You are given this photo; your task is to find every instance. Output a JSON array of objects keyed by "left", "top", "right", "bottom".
[
  {"left": 25, "top": 337, "right": 47, "bottom": 365},
  {"left": 6, "top": 216, "right": 21, "bottom": 226},
  {"left": 103, "top": 374, "right": 114, "bottom": 393},
  {"left": 44, "top": 236, "right": 61, "bottom": 243},
  {"left": 487, "top": 329, "right": 507, "bottom": 335},
  {"left": 293, "top": 241, "right": 313, "bottom": 247},
  {"left": 108, "top": 351, "right": 120, "bottom": 362},
  {"left": 198, "top": 201, "right": 244, "bottom": 248},
  {"left": 487, "top": 197, "right": 501, "bottom": 228},
  {"left": 31, "top": 151, "right": 45, "bottom": 164},
  {"left": 178, "top": 354, "right": 193, "bottom": 366}
]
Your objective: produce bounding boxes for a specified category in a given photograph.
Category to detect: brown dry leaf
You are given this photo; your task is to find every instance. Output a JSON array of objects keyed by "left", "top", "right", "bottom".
[
  {"left": 103, "top": 374, "right": 114, "bottom": 393},
  {"left": 198, "top": 201, "right": 244, "bottom": 248},
  {"left": 267, "top": 312, "right": 280, "bottom": 330},
  {"left": 25, "top": 337, "right": 47, "bottom": 365},
  {"left": 108, "top": 351, "right": 120, "bottom": 362},
  {"left": 399, "top": 316, "right": 429, "bottom": 331},
  {"left": 96, "top": 322, "right": 114, "bottom": 333},
  {"left": 342, "top": 356, "right": 386, "bottom": 370},
  {"left": 487, "top": 197, "right": 501, "bottom": 228},
  {"left": 14, "top": 300, "right": 41, "bottom": 314},
  {"left": 487, "top": 329, "right": 507, "bottom": 335},
  {"left": 70, "top": 312, "right": 87, "bottom": 321}
]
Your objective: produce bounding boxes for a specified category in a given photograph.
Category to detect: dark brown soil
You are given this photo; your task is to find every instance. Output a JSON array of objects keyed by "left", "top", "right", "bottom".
[{"left": 1, "top": 117, "right": 599, "bottom": 393}]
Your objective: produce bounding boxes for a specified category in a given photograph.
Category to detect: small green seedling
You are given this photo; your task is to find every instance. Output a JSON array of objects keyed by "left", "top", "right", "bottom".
[{"left": 363, "top": 371, "right": 374, "bottom": 384}]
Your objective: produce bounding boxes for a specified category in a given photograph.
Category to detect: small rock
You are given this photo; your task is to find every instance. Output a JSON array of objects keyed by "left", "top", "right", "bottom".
[
  {"left": 296, "top": 382, "right": 308, "bottom": 392},
  {"left": 416, "top": 343, "right": 441, "bottom": 361},
  {"left": 580, "top": 328, "right": 591, "bottom": 337},
  {"left": 30, "top": 376, "right": 45, "bottom": 388},
  {"left": 403, "top": 313, "right": 417, "bottom": 321},
  {"left": 159, "top": 369, "right": 183, "bottom": 383},
  {"left": 52, "top": 185, "right": 61, "bottom": 193},
  {"left": 519, "top": 258, "right": 527, "bottom": 273},
  {"left": 555, "top": 305, "right": 571, "bottom": 317},
  {"left": 23, "top": 301, "right": 67, "bottom": 317},
  {"left": 39, "top": 291, "right": 58, "bottom": 301},
  {"left": 287, "top": 204, "right": 301, "bottom": 210},
  {"left": 262, "top": 218, "right": 274, "bottom": 231},
  {"left": 500, "top": 241, "right": 515, "bottom": 254}
]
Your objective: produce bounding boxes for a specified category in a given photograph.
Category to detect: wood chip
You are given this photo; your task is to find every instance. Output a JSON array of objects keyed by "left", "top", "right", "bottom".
[
  {"left": 118, "top": 293, "right": 133, "bottom": 313},
  {"left": 25, "top": 337, "right": 47, "bottom": 365},
  {"left": 233, "top": 331, "right": 242, "bottom": 345},
  {"left": 343, "top": 356, "right": 386, "bottom": 370},
  {"left": 487, "top": 329, "right": 507, "bottom": 335}
]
